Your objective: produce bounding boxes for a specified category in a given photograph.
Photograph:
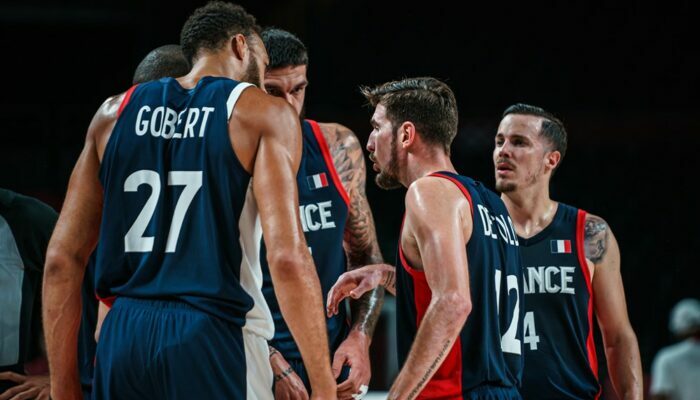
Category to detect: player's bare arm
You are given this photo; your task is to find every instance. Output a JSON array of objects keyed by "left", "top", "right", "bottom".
[
  {"left": 320, "top": 122, "right": 385, "bottom": 398},
  {"left": 389, "top": 177, "right": 472, "bottom": 400},
  {"left": 233, "top": 90, "right": 336, "bottom": 398},
  {"left": 585, "top": 213, "right": 643, "bottom": 400},
  {"left": 42, "top": 94, "right": 121, "bottom": 400},
  {"left": 320, "top": 122, "right": 385, "bottom": 336}
]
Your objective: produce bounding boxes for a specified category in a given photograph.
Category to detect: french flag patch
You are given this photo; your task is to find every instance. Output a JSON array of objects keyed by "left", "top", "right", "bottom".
[
  {"left": 307, "top": 172, "right": 329, "bottom": 190},
  {"left": 550, "top": 239, "right": 572, "bottom": 254}
]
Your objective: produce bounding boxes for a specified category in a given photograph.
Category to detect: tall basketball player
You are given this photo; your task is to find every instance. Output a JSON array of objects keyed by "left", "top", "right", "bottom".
[{"left": 42, "top": 2, "right": 336, "bottom": 399}]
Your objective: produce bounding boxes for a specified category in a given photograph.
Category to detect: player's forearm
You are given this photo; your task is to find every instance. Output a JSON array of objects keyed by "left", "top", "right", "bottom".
[
  {"left": 348, "top": 243, "right": 385, "bottom": 338},
  {"left": 269, "top": 248, "right": 335, "bottom": 395},
  {"left": 389, "top": 293, "right": 470, "bottom": 400},
  {"left": 604, "top": 329, "right": 643, "bottom": 400},
  {"left": 42, "top": 253, "right": 84, "bottom": 400}
]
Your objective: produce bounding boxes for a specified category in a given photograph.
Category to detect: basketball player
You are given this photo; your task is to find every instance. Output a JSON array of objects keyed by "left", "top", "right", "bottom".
[
  {"left": 78, "top": 44, "right": 191, "bottom": 400},
  {"left": 328, "top": 77, "right": 523, "bottom": 399},
  {"left": 493, "top": 104, "right": 642, "bottom": 399},
  {"left": 261, "top": 28, "right": 384, "bottom": 400},
  {"left": 42, "top": 2, "right": 336, "bottom": 399}
]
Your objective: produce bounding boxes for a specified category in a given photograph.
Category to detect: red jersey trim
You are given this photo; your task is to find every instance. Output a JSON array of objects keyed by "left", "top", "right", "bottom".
[
  {"left": 95, "top": 293, "right": 115, "bottom": 309},
  {"left": 307, "top": 120, "right": 351, "bottom": 208},
  {"left": 576, "top": 209, "right": 600, "bottom": 398},
  {"left": 398, "top": 216, "right": 464, "bottom": 399},
  {"left": 117, "top": 85, "right": 138, "bottom": 118}
]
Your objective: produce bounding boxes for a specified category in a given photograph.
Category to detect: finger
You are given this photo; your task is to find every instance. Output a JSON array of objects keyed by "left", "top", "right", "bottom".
[
  {"left": 327, "top": 287, "right": 350, "bottom": 317},
  {"left": 331, "top": 353, "right": 348, "bottom": 379},
  {"left": 10, "top": 386, "right": 40, "bottom": 400},
  {"left": 349, "top": 279, "right": 375, "bottom": 299},
  {"left": 37, "top": 389, "right": 50, "bottom": 400},
  {"left": 0, "top": 383, "right": 28, "bottom": 400},
  {"left": 0, "top": 372, "right": 26, "bottom": 384}
]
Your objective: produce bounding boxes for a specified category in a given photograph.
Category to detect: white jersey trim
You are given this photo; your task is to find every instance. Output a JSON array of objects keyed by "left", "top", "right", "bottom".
[{"left": 227, "top": 82, "right": 254, "bottom": 120}]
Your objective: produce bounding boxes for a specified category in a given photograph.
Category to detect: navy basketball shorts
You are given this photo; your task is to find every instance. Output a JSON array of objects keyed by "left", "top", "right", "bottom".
[
  {"left": 92, "top": 297, "right": 273, "bottom": 400},
  {"left": 463, "top": 384, "right": 522, "bottom": 400}
]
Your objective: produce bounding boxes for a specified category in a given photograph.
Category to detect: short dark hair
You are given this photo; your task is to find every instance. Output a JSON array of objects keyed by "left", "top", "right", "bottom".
[
  {"left": 502, "top": 103, "right": 567, "bottom": 161},
  {"left": 361, "top": 77, "right": 458, "bottom": 154},
  {"left": 261, "top": 28, "right": 308, "bottom": 69},
  {"left": 180, "top": 1, "right": 261, "bottom": 64},
  {"left": 132, "top": 45, "right": 191, "bottom": 84}
]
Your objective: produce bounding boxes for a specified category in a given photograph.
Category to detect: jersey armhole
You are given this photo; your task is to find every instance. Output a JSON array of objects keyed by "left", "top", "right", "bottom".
[
  {"left": 117, "top": 84, "right": 138, "bottom": 118},
  {"left": 226, "top": 82, "right": 254, "bottom": 120},
  {"left": 427, "top": 172, "right": 473, "bottom": 217}
]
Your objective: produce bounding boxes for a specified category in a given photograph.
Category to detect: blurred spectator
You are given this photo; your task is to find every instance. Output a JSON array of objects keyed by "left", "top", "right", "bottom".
[
  {"left": 650, "top": 298, "right": 700, "bottom": 400},
  {"left": 0, "top": 188, "right": 57, "bottom": 399}
]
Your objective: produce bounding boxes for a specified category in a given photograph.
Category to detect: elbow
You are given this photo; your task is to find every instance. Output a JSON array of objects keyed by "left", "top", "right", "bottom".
[
  {"left": 266, "top": 247, "right": 312, "bottom": 280},
  {"left": 439, "top": 292, "right": 472, "bottom": 325},
  {"left": 43, "top": 247, "right": 80, "bottom": 283}
]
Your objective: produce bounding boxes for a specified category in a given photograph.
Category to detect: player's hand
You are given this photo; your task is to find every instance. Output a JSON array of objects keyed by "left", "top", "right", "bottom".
[
  {"left": 333, "top": 331, "right": 371, "bottom": 400},
  {"left": 0, "top": 372, "right": 50, "bottom": 400},
  {"left": 270, "top": 351, "right": 309, "bottom": 400},
  {"left": 326, "top": 265, "right": 386, "bottom": 317}
]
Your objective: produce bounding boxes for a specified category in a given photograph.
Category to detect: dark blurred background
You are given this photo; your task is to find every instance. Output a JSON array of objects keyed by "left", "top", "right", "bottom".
[{"left": 1, "top": 0, "right": 698, "bottom": 397}]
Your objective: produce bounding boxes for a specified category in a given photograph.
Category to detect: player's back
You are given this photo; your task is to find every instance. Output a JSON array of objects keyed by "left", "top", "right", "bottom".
[
  {"left": 519, "top": 203, "right": 600, "bottom": 399},
  {"left": 95, "top": 77, "right": 271, "bottom": 335},
  {"left": 396, "top": 171, "right": 523, "bottom": 399}
]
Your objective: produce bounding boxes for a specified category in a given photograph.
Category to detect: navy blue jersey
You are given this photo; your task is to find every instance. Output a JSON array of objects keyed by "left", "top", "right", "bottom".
[
  {"left": 261, "top": 119, "right": 350, "bottom": 360},
  {"left": 95, "top": 77, "right": 273, "bottom": 337},
  {"left": 396, "top": 172, "right": 523, "bottom": 399},
  {"left": 519, "top": 203, "right": 600, "bottom": 400}
]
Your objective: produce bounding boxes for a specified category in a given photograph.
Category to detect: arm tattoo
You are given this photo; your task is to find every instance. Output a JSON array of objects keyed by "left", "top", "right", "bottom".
[
  {"left": 273, "top": 366, "right": 294, "bottom": 382},
  {"left": 584, "top": 214, "right": 609, "bottom": 264},
  {"left": 326, "top": 124, "right": 385, "bottom": 337},
  {"left": 407, "top": 339, "right": 453, "bottom": 400}
]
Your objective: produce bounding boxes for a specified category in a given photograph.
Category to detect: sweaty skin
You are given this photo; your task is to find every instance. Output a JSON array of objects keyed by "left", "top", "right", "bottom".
[{"left": 42, "top": 34, "right": 336, "bottom": 400}]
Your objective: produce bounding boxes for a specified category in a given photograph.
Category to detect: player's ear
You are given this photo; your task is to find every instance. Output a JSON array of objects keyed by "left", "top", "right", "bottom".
[
  {"left": 400, "top": 121, "right": 416, "bottom": 148},
  {"left": 545, "top": 150, "right": 561, "bottom": 172},
  {"left": 230, "top": 33, "right": 248, "bottom": 61}
]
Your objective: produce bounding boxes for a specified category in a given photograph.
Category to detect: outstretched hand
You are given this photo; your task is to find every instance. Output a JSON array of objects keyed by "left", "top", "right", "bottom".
[{"left": 326, "top": 264, "right": 394, "bottom": 317}]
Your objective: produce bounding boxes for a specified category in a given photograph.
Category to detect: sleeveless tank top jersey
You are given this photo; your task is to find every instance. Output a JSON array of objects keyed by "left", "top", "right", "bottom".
[
  {"left": 396, "top": 171, "right": 523, "bottom": 399},
  {"left": 261, "top": 119, "right": 350, "bottom": 360},
  {"left": 95, "top": 77, "right": 273, "bottom": 338},
  {"left": 519, "top": 203, "right": 600, "bottom": 400}
]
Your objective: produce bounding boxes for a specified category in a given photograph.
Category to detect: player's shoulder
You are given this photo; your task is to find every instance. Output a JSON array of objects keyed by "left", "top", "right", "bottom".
[
  {"left": 316, "top": 122, "right": 359, "bottom": 145},
  {"left": 235, "top": 86, "right": 296, "bottom": 126},
  {"left": 0, "top": 189, "right": 57, "bottom": 227},
  {"left": 583, "top": 211, "right": 612, "bottom": 235},
  {"left": 406, "top": 175, "right": 469, "bottom": 214}
]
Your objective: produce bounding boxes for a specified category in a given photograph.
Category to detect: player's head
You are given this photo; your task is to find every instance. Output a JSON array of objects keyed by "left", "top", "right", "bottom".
[
  {"left": 669, "top": 298, "right": 700, "bottom": 339},
  {"left": 132, "top": 44, "right": 191, "bottom": 84},
  {"left": 261, "top": 28, "right": 308, "bottom": 117},
  {"left": 180, "top": 1, "right": 265, "bottom": 86},
  {"left": 494, "top": 103, "right": 567, "bottom": 193},
  {"left": 362, "top": 77, "right": 458, "bottom": 189}
]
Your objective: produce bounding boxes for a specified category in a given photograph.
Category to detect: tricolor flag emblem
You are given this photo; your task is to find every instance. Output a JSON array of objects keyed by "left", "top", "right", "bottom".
[
  {"left": 550, "top": 239, "right": 572, "bottom": 254},
  {"left": 307, "top": 172, "right": 329, "bottom": 190}
]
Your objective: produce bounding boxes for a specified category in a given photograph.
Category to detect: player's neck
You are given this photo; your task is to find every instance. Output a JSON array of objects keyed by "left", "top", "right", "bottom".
[
  {"left": 501, "top": 184, "right": 557, "bottom": 239},
  {"left": 403, "top": 151, "right": 455, "bottom": 186},
  {"left": 179, "top": 54, "right": 244, "bottom": 88}
]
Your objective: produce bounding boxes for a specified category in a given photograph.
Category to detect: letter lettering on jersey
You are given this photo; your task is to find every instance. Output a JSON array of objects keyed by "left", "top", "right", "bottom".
[
  {"left": 545, "top": 266, "right": 561, "bottom": 293},
  {"left": 304, "top": 204, "right": 321, "bottom": 231},
  {"left": 318, "top": 201, "right": 336, "bottom": 229},
  {"left": 299, "top": 205, "right": 309, "bottom": 232},
  {"left": 477, "top": 205, "right": 498, "bottom": 239},
  {"left": 198, "top": 107, "right": 215, "bottom": 137},
  {"left": 527, "top": 266, "right": 545, "bottom": 294},
  {"left": 135, "top": 106, "right": 151, "bottom": 136},
  {"left": 507, "top": 216, "right": 519, "bottom": 246},
  {"left": 173, "top": 110, "right": 186, "bottom": 139},
  {"left": 150, "top": 106, "right": 165, "bottom": 137},
  {"left": 560, "top": 266, "right": 575, "bottom": 294},
  {"left": 161, "top": 108, "right": 178, "bottom": 139},
  {"left": 184, "top": 108, "right": 200, "bottom": 138}
]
